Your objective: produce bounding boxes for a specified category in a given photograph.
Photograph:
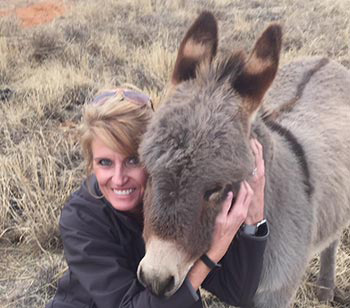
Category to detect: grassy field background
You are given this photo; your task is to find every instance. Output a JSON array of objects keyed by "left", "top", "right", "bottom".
[{"left": 0, "top": 0, "right": 349, "bottom": 307}]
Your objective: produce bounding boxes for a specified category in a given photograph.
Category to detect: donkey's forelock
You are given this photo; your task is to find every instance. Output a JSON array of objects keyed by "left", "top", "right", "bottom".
[
  {"left": 140, "top": 53, "right": 253, "bottom": 168},
  {"left": 140, "top": 70, "right": 255, "bottom": 183}
]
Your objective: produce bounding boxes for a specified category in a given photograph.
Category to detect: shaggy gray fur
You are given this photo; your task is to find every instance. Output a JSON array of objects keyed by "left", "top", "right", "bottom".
[
  {"left": 140, "top": 12, "right": 350, "bottom": 307},
  {"left": 254, "top": 56, "right": 350, "bottom": 307}
]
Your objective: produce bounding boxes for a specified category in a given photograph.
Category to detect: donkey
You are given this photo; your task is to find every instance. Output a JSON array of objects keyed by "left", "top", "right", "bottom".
[{"left": 137, "top": 12, "right": 350, "bottom": 307}]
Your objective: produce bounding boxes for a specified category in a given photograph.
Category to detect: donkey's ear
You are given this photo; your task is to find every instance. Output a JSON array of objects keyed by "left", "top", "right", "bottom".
[
  {"left": 171, "top": 11, "right": 218, "bottom": 85},
  {"left": 233, "top": 24, "right": 282, "bottom": 116}
]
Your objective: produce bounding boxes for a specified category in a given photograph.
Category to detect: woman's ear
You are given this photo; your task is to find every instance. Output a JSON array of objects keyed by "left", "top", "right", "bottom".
[{"left": 171, "top": 11, "right": 218, "bottom": 85}]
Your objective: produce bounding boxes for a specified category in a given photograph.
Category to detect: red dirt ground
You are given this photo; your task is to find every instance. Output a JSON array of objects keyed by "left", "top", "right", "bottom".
[{"left": 0, "top": 1, "right": 67, "bottom": 28}]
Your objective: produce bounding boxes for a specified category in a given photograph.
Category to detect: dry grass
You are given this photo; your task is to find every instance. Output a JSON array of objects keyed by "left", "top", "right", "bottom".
[{"left": 0, "top": 0, "right": 349, "bottom": 307}]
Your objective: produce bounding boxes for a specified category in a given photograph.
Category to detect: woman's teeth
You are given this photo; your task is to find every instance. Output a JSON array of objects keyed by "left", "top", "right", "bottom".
[{"left": 113, "top": 188, "right": 135, "bottom": 195}]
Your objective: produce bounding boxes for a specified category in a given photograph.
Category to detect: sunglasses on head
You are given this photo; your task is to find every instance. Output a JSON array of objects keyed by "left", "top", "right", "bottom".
[{"left": 91, "top": 88, "right": 154, "bottom": 111}]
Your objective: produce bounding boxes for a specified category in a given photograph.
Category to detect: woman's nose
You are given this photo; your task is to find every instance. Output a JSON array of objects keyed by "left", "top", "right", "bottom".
[{"left": 112, "top": 165, "right": 128, "bottom": 186}]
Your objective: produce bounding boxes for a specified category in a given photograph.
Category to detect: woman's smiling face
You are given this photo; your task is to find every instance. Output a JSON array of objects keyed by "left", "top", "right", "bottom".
[{"left": 92, "top": 137, "right": 147, "bottom": 213}]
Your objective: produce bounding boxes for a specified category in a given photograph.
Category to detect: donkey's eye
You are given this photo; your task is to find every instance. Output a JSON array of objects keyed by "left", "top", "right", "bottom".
[{"left": 204, "top": 186, "right": 222, "bottom": 201}]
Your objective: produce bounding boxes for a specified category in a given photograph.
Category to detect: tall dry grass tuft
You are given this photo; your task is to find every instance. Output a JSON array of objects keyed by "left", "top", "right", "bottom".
[
  {"left": 30, "top": 29, "right": 65, "bottom": 63},
  {"left": 1, "top": 247, "right": 67, "bottom": 308},
  {"left": 0, "top": 0, "right": 349, "bottom": 307},
  {"left": 0, "top": 130, "right": 82, "bottom": 250}
]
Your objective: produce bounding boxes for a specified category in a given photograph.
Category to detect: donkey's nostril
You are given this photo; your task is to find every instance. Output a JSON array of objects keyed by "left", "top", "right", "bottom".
[
  {"left": 137, "top": 265, "right": 175, "bottom": 297},
  {"left": 157, "top": 275, "right": 175, "bottom": 297},
  {"left": 165, "top": 275, "right": 175, "bottom": 293}
]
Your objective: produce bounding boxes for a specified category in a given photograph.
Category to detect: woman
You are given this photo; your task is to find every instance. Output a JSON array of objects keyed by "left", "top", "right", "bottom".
[{"left": 46, "top": 86, "right": 268, "bottom": 308}]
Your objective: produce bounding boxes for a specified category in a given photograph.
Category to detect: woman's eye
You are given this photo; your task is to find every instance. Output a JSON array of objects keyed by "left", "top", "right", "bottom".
[
  {"left": 126, "top": 156, "right": 140, "bottom": 166},
  {"left": 99, "top": 159, "right": 112, "bottom": 166}
]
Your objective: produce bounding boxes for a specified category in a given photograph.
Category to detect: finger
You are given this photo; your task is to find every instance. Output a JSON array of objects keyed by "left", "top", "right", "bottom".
[
  {"left": 254, "top": 138, "right": 263, "bottom": 155},
  {"left": 253, "top": 139, "right": 263, "bottom": 162},
  {"left": 253, "top": 139, "right": 265, "bottom": 176},
  {"left": 235, "top": 182, "right": 247, "bottom": 206},
  {"left": 248, "top": 141, "right": 257, "bottom": 178},
  {"left": 255, "top": 140, "right": 264, "bottom": 165},
  {"left": 217, "top": 191, "right": 234, "bottom": 218},
  {"left": 234, "top": 182, "right": 253, "bottom": 222},
  {"left": 250, "top": 139, "right": 260, "bottom": 171},
  {"left": 250, "top": 138, "right": 258, "bottom": 156},
  {"left": 228, "top": 182, "right": 247, "bottom": 219},
  {"left": 228, "top": 181, "right": 250, "bottom": 221},
  {"left": 243, "top": 181, "right": 254, "bottom": 206}
]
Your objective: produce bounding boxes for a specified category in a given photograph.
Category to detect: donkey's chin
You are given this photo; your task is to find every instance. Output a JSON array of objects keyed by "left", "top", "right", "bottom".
[{"left": 137, "top": 237, "right": 195, "bottom": 297}]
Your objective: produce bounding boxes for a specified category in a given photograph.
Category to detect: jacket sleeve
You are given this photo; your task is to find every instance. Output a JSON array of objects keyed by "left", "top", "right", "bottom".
[
  {"left": 201, "top": 227, "right": 268, "bottom": 307},
  {"left": 60, "top": 202, "right": 199, "bottom": 308}
]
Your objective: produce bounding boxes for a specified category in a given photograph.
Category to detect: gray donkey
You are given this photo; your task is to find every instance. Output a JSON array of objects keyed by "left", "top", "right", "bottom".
[{"left": 137, "top": 12, "right": 350, "bottom": 307}]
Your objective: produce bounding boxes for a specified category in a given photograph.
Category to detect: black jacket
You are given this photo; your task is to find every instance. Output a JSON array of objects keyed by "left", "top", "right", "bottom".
[{"left": 46, "top": 177, "right": 268, "bottom": 308}]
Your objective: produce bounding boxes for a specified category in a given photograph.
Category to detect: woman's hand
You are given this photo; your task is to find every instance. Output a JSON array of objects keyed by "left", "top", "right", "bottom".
[
  {"left": 206, "top": 181, "right": 253, "bottom": 263},
  {"left": 245, "top": 138, "right": 266, "bottom": 225},
  {"left": 189, "top": 183, "right": 252, "bottom": 291}
]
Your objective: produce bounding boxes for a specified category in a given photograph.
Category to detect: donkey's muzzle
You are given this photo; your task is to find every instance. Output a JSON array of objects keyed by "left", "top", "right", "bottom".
[
  {"left": 138, "top": 265, "right": 175, "bottom": 297},
  {"left": 136, "top": 237, "right": 194, "bottom": 297}
]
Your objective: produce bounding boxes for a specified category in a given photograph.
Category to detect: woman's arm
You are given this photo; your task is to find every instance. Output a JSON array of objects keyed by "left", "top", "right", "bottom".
[
  {"left": 199, "top": 139, "right": 268, "bottom": 306},
  {"left": 187, "top": 182, "right": 252, "bottom": 291},
  {"left": 200, "top": 226, "right": 268, "bottom": 306}
]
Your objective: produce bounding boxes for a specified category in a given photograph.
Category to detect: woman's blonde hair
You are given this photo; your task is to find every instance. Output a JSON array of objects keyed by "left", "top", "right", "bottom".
[{"left": 80, "top": 86, "right": 153, "bottom": 175}]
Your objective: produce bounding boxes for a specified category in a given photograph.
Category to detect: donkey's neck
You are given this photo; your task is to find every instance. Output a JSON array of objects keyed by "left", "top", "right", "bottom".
[
  {"left": 252, "top": 116, "right": 314, "bottom": 202},
  {"left": 251, "top": 118, "right": 274, "bottom": 168}
]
